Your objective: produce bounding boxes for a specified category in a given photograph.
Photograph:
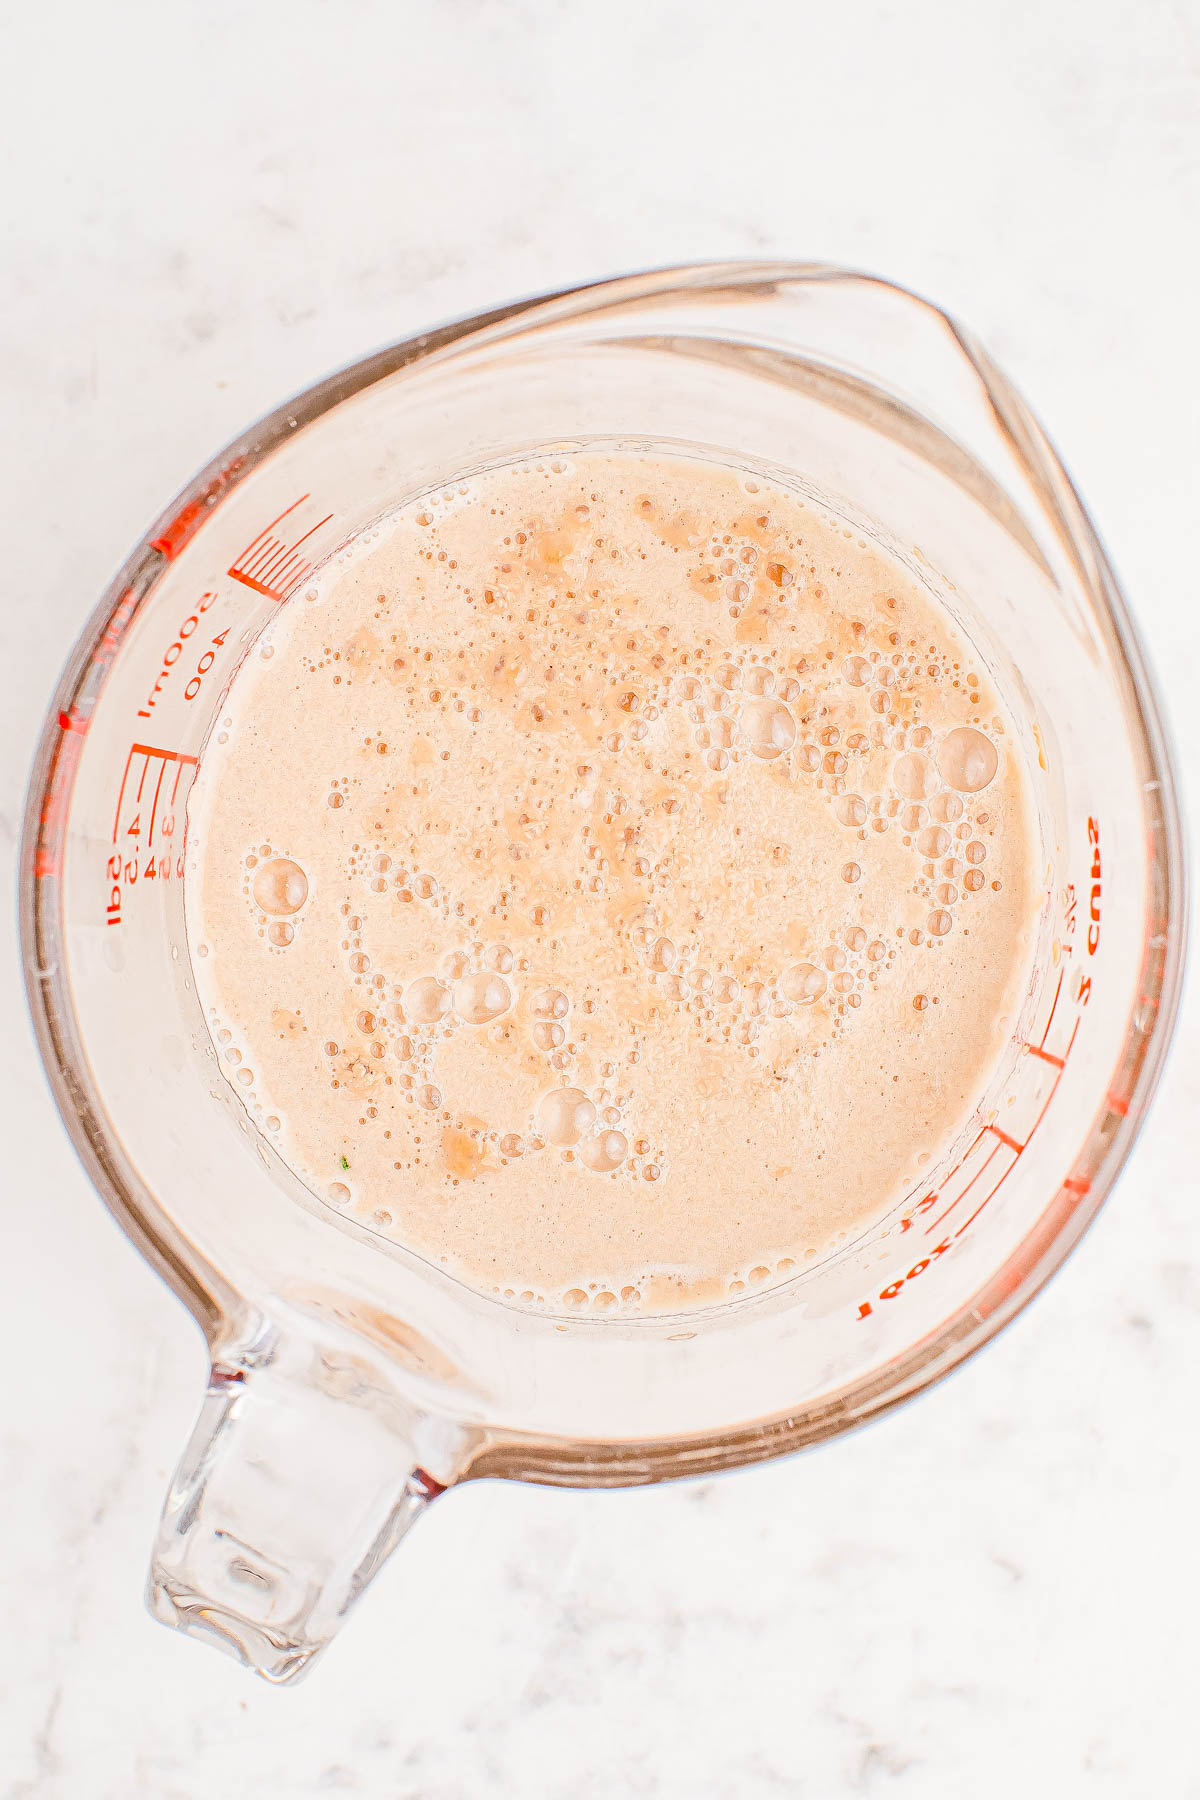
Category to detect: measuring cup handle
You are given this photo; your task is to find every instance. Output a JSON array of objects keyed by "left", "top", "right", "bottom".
[{"left": 147, "top": 1338, "right": 457, "bottom": 1683}]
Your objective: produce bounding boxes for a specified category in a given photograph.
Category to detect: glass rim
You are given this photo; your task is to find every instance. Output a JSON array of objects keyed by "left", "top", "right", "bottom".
[{"left": 20, "top": 259, "right": 1188, "bottom": 1484}]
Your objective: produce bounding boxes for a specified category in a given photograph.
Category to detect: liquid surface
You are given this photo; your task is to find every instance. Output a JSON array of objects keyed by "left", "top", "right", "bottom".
[{"left": 186, "top": 451, "right": 1040, "bottom": 1313}]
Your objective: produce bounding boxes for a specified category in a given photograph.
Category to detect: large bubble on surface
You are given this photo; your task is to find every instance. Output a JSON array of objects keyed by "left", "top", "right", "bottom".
[
  {"left": 252, "top": 857, "right": 308, "bottom": 915},
  {"left": 937, "top": 726, "right": 998, "bottom": 792}
]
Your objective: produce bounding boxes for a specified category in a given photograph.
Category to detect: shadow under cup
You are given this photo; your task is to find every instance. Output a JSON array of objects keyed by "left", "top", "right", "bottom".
[{"left": 22, "top": 264, "right": 1185, "bottom": 1680}]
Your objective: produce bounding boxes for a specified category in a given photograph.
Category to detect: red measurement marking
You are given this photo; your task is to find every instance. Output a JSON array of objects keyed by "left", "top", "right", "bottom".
[
  {"left": 112, "top": 743, "right": 198, "bottom": 846},
  {"left": 209, "top": 1366, "right": 246, "bottom": 1389},
  {"left": 923, "top": 1122, "right": 1026, "bottom": 1238},
  {"left": 410, "top": 1467, "right": 447, "bottom": 1501},
  {"left": 1039, "top": 967, "right": 1065, "bottom": 1048},
  {"left": 858, "top": 820, "right": 1101, "bottom": 1319},
  {"left": 35, "top": 711, "right": 90, "bottom": 878},
  {"left": 227, "top": 496, "right": 333, "bottom": 602},
  {"left": 927, "top": 1139, "right": 1002, "bottom": 1235},
  {"left": 95, "top": 587, "right": 140, "bottom": 670},
  {"left": 954, "top": 1158, "right": 1018, "bottom": 1239},
  {"left": 151, "top": 457, "right": 247, "bottom": 561}
]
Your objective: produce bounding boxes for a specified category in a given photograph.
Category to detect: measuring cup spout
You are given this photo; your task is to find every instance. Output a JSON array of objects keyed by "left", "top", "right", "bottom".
[{"left": 147, "top": 1331, "right": 461, "bottom": 1682}]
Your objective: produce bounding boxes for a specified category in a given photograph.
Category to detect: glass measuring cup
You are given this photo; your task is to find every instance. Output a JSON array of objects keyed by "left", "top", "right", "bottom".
[{"left": 21, "top": 262, "right": 1185, "bottom": 1683}]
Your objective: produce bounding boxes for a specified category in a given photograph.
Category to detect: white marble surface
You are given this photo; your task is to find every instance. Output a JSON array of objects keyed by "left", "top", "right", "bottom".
[{"left": 3, "top": 2, "right": 1199, "bottom": 1793}]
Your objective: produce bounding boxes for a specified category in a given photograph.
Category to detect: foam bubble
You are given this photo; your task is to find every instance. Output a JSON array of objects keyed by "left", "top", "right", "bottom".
[
  {"left": 537, "top": 1087, "right": 596, "bottom": 1146},
  {"left": 252, "top": 857, "right": 308, "bottom": 915},
  {"left": 929, "top": 791, "right": 963, "bottom": 824},
  {"left": 938, "top": 726, "right": 997, "bottom": 792},
  {"left": 740, "top": 698, "right": 796, "bottom": 760},
  {"left": 892, "top": 753, "right": 939, "bottom": 800},
  {"left": 581, "top": 1129, "right": 628, "bottom": 1172},
  {"left": 454, "top": 971, "right": 512, "bottom": 1024},
  {"left": 917, "top": 826, "right": 950, "bottom": 858},
  {"left": 781, "top": 962, "right": 827, "bottom": 1003},
  {"left": 407, "top": 976, "right": 452, "bottom": 1023}
]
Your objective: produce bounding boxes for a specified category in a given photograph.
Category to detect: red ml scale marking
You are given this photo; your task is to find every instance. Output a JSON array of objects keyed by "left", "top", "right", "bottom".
[
  {"left": 226, "top": 495, "right": 333, "bottom": 603},
  {"left": 113, "top": 742, "right": 198, "bottom": 849},
  {"left": 106, "top": 742, "right": 199, "bottom": 925},
  {"left": 856, "top": 843, "right": 1100, "bottom": 1324}
]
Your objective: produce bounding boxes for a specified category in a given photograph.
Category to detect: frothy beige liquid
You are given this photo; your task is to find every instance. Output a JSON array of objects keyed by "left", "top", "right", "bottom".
[{"left": 186, "top": 451, "right": 1040, "bottom": 1314}]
